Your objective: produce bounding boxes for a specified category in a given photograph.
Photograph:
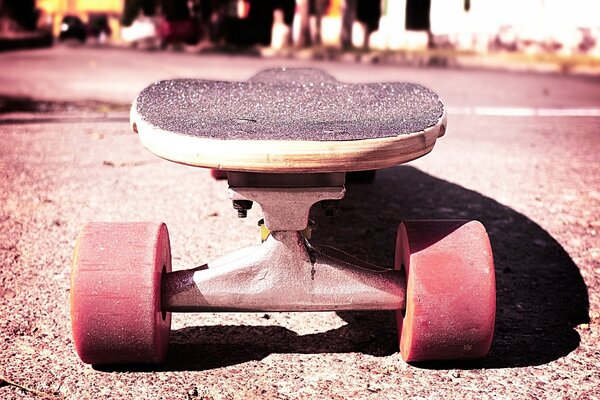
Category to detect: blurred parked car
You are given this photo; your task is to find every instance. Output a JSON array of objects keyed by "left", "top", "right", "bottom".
[
  {"left": 87, "top": 14, "right": 112, "bottom": 42},
  {"left": 121, "top": 17, "right": 158, "bottom": 48},
  {"left": 157, "top": 18, "right": 200, "bottom": 47},
  {"left": 59, "top": 15, "right": 87, "bottom": 43}
]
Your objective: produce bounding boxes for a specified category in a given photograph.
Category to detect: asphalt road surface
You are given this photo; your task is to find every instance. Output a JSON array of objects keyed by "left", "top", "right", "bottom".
[{"left": 1, "top": 47, "right": 599, "bottom": 399}]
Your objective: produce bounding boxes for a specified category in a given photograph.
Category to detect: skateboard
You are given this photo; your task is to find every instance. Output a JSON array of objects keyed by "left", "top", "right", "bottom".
[{"left": 71, "top": 68, "right": 495, "bottom": 365}]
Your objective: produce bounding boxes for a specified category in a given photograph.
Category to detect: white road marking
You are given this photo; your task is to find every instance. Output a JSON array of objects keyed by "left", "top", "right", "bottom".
[{"left": 447, "top": 107, "right": 600, "bottom": 117}]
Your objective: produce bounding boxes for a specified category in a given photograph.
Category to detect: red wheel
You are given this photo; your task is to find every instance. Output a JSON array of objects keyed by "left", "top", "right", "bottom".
[
  {"left": 71, "top": 222, "right": 171, "bottom": 364},
  {"left": 210, "top": 169, "right": 228, "bottom": 180},
  {"left": 395, "top": 220, "right": 495, "bottom": 362}
]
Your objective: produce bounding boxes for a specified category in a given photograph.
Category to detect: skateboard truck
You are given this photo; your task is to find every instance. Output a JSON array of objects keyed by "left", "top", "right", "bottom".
[
  {"left": 71, "top": 170, "right": 495, "bottom": 366},
  {"left": 163, "top": 172, "right": 406, "bottom": 313}
]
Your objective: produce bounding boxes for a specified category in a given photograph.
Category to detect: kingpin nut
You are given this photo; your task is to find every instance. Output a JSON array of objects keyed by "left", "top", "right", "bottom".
[{"left": 233, "top": 200, "right": 253, "bottom": 218}]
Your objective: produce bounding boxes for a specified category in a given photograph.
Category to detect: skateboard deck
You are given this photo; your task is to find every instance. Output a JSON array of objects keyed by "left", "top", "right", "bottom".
[{"left": 131, "top": 68, "right": 447, "bottom": 173}]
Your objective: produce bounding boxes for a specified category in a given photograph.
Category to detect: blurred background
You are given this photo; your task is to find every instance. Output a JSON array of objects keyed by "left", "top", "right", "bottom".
[
  {"left": 1, "top": 0, "right": 599, "bottom": 72},
  {"left": 1, "top": 1, "right": 599, "bottom": 399}
]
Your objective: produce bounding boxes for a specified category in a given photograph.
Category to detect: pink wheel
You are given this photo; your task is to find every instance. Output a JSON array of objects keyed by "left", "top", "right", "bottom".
[
  {"left": 71, "top": 222, "right": 171, "bottom": 364},
  {"left": 210, "top": 169, "right": 228, "bottom": 180},
  {"left": 395, "top": 220, "right": 495, "bottom": 362}
]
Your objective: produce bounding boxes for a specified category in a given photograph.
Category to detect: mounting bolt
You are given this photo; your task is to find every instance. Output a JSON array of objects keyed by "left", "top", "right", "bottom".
[
  {"left": 233, "top": 200, "right": 253, "bottom": 218},
  {"left": 321, "top": 200, "right": 340, "bottom": 217}
]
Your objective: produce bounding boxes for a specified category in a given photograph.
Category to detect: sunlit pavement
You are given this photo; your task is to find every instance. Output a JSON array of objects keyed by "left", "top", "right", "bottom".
[{"left": 1, "top": 46, "right": 599, "bottom": 399}]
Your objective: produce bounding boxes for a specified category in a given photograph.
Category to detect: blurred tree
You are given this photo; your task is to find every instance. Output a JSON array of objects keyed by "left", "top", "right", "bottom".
[
  {"left": 247, "top": 0, "right": 274, "bottom": 45},
  {"left": 312, "top": 0, "right": 329, "bottom": 46},
  {"left": 342, "top": 0, "right": 380, "bottom": 49},
  {"left": 341, "top": 0, "right": 356, "bottom": 49},
  {"left": 356, "top": 0, "right": 380, "bottom": 48},
  {"left": 121, "top": 0, "right": 166, "bottom": 26},
  {"left": 297, "top": 0, "right": 328, "bottom": 48},
  {"left": 405, "top": 0, "right": 430, "bottom": 31},
  {"left": 143, "top": 0, "right": 158, "bottom": 16},
  {"left": 162, "top": 0, "right": 190, "bottom": 20},
  {"left": 122, "top": 0, "right": 143, "bottom": 26},
  {"left": 297, "top": 0, "right": 310, "bottom": 47},
  {"left": 405, "top": 0, "right": 434, "bottom": 48},
  {"left": 0, "top": 0, "right": 38, "bottom": 31}
]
